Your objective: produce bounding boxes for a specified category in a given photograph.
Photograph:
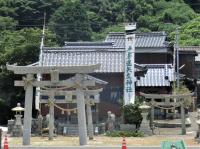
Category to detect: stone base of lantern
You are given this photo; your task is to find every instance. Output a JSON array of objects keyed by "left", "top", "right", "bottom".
[
  {"left": 139, "top": 112, "right": 152, "bottom": 136},
  {"left": 139, "top": 122, "right": 152, "bottom": 136},
  {"left": 12, "top": 125, "right": 23, "bottom": 137}
]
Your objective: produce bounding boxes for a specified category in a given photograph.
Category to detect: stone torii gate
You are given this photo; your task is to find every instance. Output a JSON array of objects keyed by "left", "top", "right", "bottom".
[
  {"left": 38, "top": 83, "right": 105, "bottom": 141},
  {"left": 7, "top": 63, "right": 105, "bottom": 146},
  {"left": 140, "top": 92, "right": 194, "bottom": 135}
]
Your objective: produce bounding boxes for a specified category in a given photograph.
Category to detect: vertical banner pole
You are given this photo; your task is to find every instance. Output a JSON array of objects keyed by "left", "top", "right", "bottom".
[{"left": 124, "top": 23, "right": 136, "bottom": 105}]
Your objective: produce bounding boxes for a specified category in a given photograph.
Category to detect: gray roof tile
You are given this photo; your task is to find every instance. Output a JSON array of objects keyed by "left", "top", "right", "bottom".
[
  {"left": 179, "top": 46, "right": 200, "bottom": 52},
  {"left": 42, "top": 48, "right": 124, "bottom": 72},
  {"left": 179, "top": 46, "right": 200, "bottom": 61},
  {"left": 136, "top": 64, "right": 174, "bottom": 87},
  {"left": 42, "top": 47, "right": 146, "bottom": 73},
  {"left": 105, "top": 32, "right": 167, "bottom": 48}
]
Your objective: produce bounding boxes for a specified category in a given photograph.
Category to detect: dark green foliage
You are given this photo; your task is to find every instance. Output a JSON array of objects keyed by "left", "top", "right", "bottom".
[
  {"left": 0, "top": 0, "right": 63, "bottom": 27},
  {"left": 49, "top": 0, "right": 92, "bottom": 44},
  {"left": 179, "top": 17, "right": 200, "bottom": 46},
  {"left": 106, "top": 130, "right": 144, "bottom": 137},
  {"left": 0, "top": 28, "right": 57, "bottom": 65},
  {"left": 170, "top": 17, "right": 200, "bottom": 46},
  {"left": 184, "top": 0, "right": 200, "bottom": 13},
  {"left": 0, "top": 16, "right": 17, "bottom": 31},
  {"left": 0, "top": 28, "right": 57, "bottom": 124},
  {"left": 123, "top": 104, "right": 143, "bottom": 129}
]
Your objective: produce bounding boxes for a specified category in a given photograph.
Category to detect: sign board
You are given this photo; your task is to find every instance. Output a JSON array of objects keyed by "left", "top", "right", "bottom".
[{"left": 124, "top": 23, "right": 136, "bottom": 105}]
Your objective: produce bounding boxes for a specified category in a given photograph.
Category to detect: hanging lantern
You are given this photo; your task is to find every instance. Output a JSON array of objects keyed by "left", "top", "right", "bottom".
[
  {"left": 61, "top": 110, "right": 65, "bottom": 115},
  {"left": 74, "top": 109, "right": 77, "bottom": 114}
]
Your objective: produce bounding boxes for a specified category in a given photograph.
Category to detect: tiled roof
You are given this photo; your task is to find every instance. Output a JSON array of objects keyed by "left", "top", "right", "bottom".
[
  {"left": 179, "top": 46, "right": 200, "bottom": 61},
  {"left": 179, "top": 46, "right": 200, "bottom": 52},
  {"left": 105, "top": 32, "right": 168, "bottom": 48},
  {"left": 64, "top": 41, "right": 114, "bottom": 48},
  {"left": 42, "top": 47, "right": 144, "bottom": 73},
  {"left": 136, "top": 64, "right": 174, "bottom": 87},
  {"left": 41, "top": 47, "right": 174, "bottom": 86}
]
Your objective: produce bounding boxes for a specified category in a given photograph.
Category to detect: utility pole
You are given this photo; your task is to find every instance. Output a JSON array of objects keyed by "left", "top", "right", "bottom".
[
  {"left": 175, "top": 28, "right": 180, "bottom": 90},
  {"left": 35, "top": 12, "right": 46, "bottom": 110},
  {"left": 173, "top": 34, "right": 176, "bottom": 94},
  {"left": 40, "top": 12, "right": 46, "bottom": 59}
]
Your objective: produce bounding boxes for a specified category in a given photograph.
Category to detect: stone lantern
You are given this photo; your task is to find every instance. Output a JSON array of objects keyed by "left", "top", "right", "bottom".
[
  {"left": 139, "top": 101, "right": 152, "bottom": 135},
  {"left": 11, "top": 103, "right": 24, "bottom": 137}
]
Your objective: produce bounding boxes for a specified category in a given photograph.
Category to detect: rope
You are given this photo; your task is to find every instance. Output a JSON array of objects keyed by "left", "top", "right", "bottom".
[
  {"left": 48, "top": 99, "right": 77, "bottom": 115},
  {"left": 153, "top": 104, "right": 181, "bottom": 110}
]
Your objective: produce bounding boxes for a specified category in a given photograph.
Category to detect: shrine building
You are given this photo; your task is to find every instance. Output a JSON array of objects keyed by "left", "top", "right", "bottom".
[{"left": 35, "top": 31, "right": 187, "bottom": 122}]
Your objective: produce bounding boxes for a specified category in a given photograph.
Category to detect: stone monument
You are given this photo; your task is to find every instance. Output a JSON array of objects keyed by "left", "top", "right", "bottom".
[
  {"left": 106, "top": 111, "right": 115, "bottom": 132},
  {"left": 37, "top": 112, "right": 43, "bottom": 135}
]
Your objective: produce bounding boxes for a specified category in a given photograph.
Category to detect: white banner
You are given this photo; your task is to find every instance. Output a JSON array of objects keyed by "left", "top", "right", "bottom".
[{"left": 124, "top": 25, "right": 136, "bottom": 105}]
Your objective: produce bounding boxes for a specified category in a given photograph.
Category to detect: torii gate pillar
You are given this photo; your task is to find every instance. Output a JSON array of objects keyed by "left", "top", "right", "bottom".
[
  {"left": 181, "top": 103, "right": 186, "bottom": 135},
  {"left": 76, "top": 74, "right": 87, "bottom": 145},
  {"left": 86, "top": 102, "right": 94, "bottom": 140},
  {"left": 23, "top": 74, "right": 34, "bottom": 145}
]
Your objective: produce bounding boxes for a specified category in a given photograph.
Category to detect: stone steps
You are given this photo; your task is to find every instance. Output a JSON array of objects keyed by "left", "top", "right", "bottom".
[{"left": 62, "top": 124, "right": 79, "bottom": 136}]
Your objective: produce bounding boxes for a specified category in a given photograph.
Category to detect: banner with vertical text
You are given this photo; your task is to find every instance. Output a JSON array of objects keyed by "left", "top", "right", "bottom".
[{"left": 124, "top": 29, "right": 136, "bottom": 105}]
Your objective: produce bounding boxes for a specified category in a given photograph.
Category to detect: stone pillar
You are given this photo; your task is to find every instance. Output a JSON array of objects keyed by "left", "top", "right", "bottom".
[
  {"left": 181, "top": 103, "right": 186, "bottom": 135},
  {"left": 96, "top": 103, "right": 99, "bottom": 125},
  {"left": 150, "top": 103, "right": 154, "bottom": 131},
  {"left": 23, "top": 74, "right": 33, "bottom": 145},
  {"left": 76, "top": 86, "right": 87, "bottom": 145},
  {"left": 86, "top": 103, "right": 94, "bottom": 140},
  {"left": 37, "top": 113, "right": 43, "bottom": 135},
  {"left": 48, "top": 103, "right": 54, "bottom": 140}
]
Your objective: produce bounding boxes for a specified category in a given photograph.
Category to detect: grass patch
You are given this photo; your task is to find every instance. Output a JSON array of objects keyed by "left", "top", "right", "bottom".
[{"left": 105, "top": 131, "right": 144, "bottom": 137}]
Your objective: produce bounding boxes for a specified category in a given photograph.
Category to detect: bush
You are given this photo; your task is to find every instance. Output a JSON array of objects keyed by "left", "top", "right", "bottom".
[
  {"left": 106, "top": 131, "right": 144, "bottom": 137},
  {"left": 123, "top": 103, "right": 143, "bottom": 129}
]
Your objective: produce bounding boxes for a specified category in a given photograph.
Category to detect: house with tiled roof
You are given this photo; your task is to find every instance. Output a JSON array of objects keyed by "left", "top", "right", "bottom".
[
  {"left": 39, "top": 32, "right": 180, "bottom": 121},
  {"left": 179, "top": 46, "right": 200, "bottom": 106}
]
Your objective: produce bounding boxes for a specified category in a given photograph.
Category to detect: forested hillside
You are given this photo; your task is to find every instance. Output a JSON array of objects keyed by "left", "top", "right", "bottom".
[{"left": 0, "top": 0, "right": 199, "bottom": 123}]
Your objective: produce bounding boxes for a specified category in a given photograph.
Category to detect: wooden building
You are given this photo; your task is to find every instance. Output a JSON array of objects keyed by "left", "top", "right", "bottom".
[
  {"left": 38, "top": 32, "right": 179, "bottom": 121},
  {"left": 179, "top": 46, "right": 200, "bottom": 106}
]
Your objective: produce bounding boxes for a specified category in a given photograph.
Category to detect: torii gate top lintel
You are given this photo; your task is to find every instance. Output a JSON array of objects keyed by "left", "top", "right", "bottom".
[
  {"left": 6, "top": 63, "right": 101, "bottom": 74},
  {"left": 140, "top": 92, "right": 194, "bottom": 99}
]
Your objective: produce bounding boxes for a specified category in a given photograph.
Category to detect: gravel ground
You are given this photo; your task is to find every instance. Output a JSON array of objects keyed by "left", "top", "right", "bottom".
[{"left": 6, "top": 135, "right": 199, "bottom": 147}]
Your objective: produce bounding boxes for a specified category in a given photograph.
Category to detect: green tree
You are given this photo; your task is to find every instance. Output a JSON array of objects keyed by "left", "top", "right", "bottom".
[
  {"left": 169, "top": 17, "right": 200, "bottom": 46},
  {"left": 92, "top": 23, "right": 124, "bottom": 41},
  {"left": 0, "top": 0, "right": 63, "bottom": 27},
  {"left": 0, "top": 28, "right": 57, "bottom": 124},
  {"left": 0, "top": 28, "right": 57, "bottom": 65},
  {"left": 0, "top": 16, "right": 17, "bottom": 31},
  {"left": 49, "top": 0, "right": 92, "bottom": 44},
  {"left": 179, "top": 17, "right": 200, "bottom": 46}
]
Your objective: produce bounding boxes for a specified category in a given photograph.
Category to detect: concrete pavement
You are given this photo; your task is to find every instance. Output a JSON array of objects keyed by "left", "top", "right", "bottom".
[{"left": 9, "top": 146, "right": 200, "bottom": 149}]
